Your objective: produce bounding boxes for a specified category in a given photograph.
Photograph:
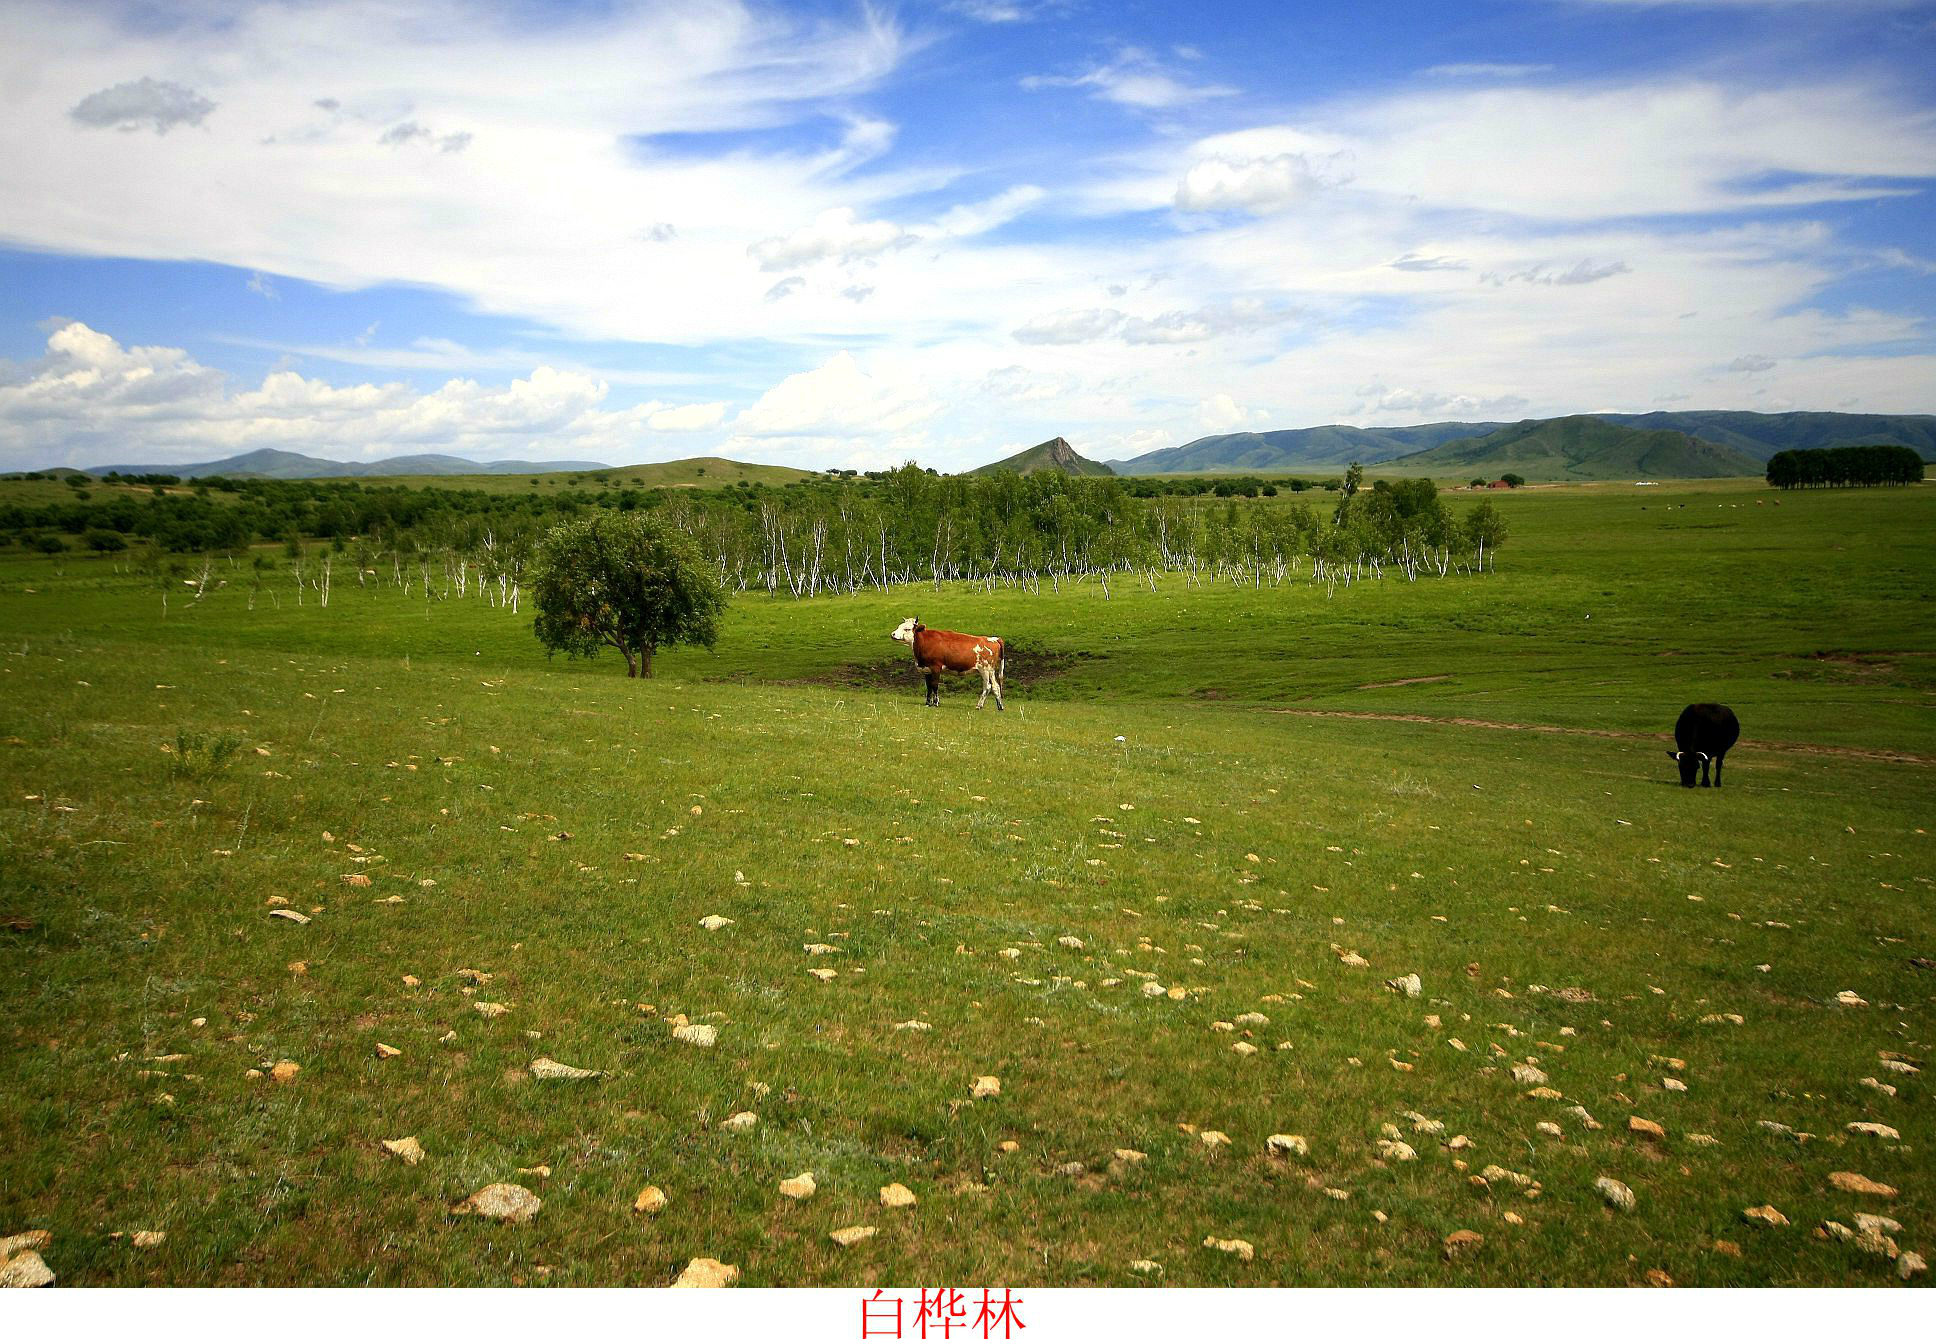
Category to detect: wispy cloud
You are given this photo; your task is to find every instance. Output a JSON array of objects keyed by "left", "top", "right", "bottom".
[{"left": 1023, "top": 48, "right": 1237, "bottom": 109}]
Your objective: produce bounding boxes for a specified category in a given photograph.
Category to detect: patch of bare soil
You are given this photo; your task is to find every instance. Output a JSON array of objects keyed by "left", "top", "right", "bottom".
[
  {"left": 1262, "top": 709, "right": 1935, "bottom": 766},
  {"left": 775, "top": 643, "right": 1103, "bottom": 694}
]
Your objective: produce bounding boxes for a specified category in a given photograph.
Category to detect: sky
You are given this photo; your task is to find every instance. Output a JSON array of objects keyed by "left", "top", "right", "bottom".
[{"left": 1, "top": 0, "right": 1934, "bottom": 472}]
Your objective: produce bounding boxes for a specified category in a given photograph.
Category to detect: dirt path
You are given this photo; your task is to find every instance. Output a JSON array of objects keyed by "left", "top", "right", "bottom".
[{"left": 1263, "top": 708, "right": 1936, "bottom": 766}]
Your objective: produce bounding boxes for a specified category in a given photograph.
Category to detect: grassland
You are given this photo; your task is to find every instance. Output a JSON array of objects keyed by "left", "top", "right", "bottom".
[{"left": 0, "top": 478, "right": 1929, "bottom": 1287}]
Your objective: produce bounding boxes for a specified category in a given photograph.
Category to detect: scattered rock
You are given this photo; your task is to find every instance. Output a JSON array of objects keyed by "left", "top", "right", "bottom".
[
  {"left": 829, "top": 1226, "right": 877, "bottom": 1248},
  {"left": 1644, "top": 1268, "right": 1675, "bottom": 1287},
  {"left": 1203, "top": 1236, "right": 1254, "bottom": 1262},
  {"left": 1595, "top": 1177, "right": 1635, "bottom": 1211},
  {"left": 698, "top": 915, "right": 734, "bottom": 931},
  {"left": 671, "top": 1258, "right": 738, "bottom": 1288},
  {"left": 1231, "top": 1041, "right": 1258, "bottom": 1057},
  {"left": 473, "top": 1001, "right": 512, "bottom": 1018},
  {"left": 0, "top": 1250, "right": 54, "bottom": 1288},
  {"left": 634, "top": 1186, "right": 667, "bottom": 1215},
  {"left": 1629, "top": 1117, "right": 1666, "bottom": 1142},
  {"left": 1828, "top": 1171, "right": 1897, "bottom": 1198},
  {"left": 529, "top": 1057, "right": 603, "bottom": 1081},
  {"left": 1512, "top": 1064, "right": 1548, "bottom": 1086},
  {"left": 881, "top": 1183, "right": 918, "bottom": 1208},
  {"left": 0, "top": 1231, "right": 50, "bottom": 1255},
  {"left": 1847, "top": 1122, "right": 1899, "bottom": 1140},
  {"left": 270, "top": 1060, "right": 300, "bottom": 1083},
  {"left": 971, "top": 1075, "right": 1001, "bottom": 1100},
  {"left": 893, "top": 1020, "right": 932, "bottom": 1032},
  {"left": 1536, "top": 1121, "right": 1563, "bottom": 1138},
  {"left": 1130, "top": 1259, "right": 1162, "bottom": 1275},
  {"left": 452, "top": 1183, "right": 541, "bottom": 1223},
  {"left": 673, "top": 1024, "right": 717, "bottom": 1048},
  {"left": 1199, "top": 1130, "right": 1231, "bottom": 1149},
  {"left": 1834, "top": 990, "right": 1867, "bottom": 1007},
  {"left": 382, "top": 1136, "right": 425, "bottom": 1165},
  {"left": 808, "top": 968, "right": 837, "bottom": 982},
  {"left": 1386, "top": 973, "right": 1422, "bottom": 999},
  {"left": 1854, "top": 1213, "right": 1903, "bottom": 1235},
  {"left": 374, "top": 1042, "right": 402, "bottom": 1059},
  {"left": 1112, "top": 1150, "right": 1146, "bottom": 1167},
  {"left": 1899, "top": 1252, "right": 1926, "bottom": 1281},
  {"left": 1057, "top": 935, "right": 1084, "bottom": 949},
  {"left": 1443, "top": 1229, "right": 1484, "bottom": 1261},
  {"left": 1376, "top": 1139, "right": 1417, "bottom": 1163},
  {"left": 1267, "top": 1134, "right": 1308, "bottom": 1158},
  {"left": 1331, "top": 944, "right": 1369, "bottom": 968},
  {"left": 779, "top": 1173, "right": 817, "bottom": 1201},
  {"left": 1742, "top": 1205, "right": 1788, "bottom": 1228},
  {"left": 721, "top": 1111, "right": 757, "bottom": 1132}
]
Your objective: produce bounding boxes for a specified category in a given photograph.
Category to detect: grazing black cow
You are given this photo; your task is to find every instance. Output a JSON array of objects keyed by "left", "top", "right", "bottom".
[{"left": 1669, "top": 703, "right": 1740, "bottom": 788}]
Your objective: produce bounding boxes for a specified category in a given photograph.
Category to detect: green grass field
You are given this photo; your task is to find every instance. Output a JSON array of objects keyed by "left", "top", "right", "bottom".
[{"left": 0, "top": 479, "right": 1929, "bottom": 1287}]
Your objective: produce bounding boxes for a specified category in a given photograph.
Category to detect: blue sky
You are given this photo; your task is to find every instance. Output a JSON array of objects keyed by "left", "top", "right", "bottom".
[{"left": 1, "top": 0, "right": 1933, "bottom": 470}]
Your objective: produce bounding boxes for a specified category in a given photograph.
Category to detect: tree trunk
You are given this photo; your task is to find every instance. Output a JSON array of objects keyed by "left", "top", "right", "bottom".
[{"left": 639, "top": 643, "right": 654, "bottom": 679}]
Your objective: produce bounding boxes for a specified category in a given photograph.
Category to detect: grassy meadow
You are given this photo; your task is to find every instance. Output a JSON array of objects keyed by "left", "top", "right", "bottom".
[{"left": 0, "top": 477, "right": 1930, "bottom": 1287}]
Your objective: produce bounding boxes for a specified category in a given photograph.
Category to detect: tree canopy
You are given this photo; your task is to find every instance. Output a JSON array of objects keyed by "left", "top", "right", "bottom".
[{"left": 529, "top": 511, "right": 727, "bottom": 678}]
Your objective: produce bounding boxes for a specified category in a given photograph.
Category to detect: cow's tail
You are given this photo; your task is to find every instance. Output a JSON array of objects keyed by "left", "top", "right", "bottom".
[{"left": 997, "top": 640, "right": 1007, "bottom": 691}]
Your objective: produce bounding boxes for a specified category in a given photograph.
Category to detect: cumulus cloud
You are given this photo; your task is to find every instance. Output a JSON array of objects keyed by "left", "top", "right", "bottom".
[
  {"left": 764, "top": 276, "right": 805, "bottom": 302},
  {"left": 749, "top": 206, "right": 908, "bottom": 271},
  {"left": 69, "top": 77, "right": 215, "bottom": 134},
  {"left": 1197, "top": 393, "right": 1265, "bottom": 433},
  {"left": 1012, "top": 307, "right": 1128, "bottom": 345},
  {"left": 731, "top": 351, "right": 938, "bottom": 438},
  {"left": 0, "top": 322, "right": 727, "bottom": 466},
  {"left": 1353, "top": 380, "right": 1529, "bottom": 418},
  {"left": 1175, "top": 153, "right": 1337, "bottom": 213},
  {"left": 1728, "top": 353, "right": 1777, "bottom": 372}
]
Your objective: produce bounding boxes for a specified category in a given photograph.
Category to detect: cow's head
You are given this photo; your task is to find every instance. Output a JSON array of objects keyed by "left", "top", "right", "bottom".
[
  {"left": 1667, "top": 749, "right": 1708, "bottom": 788},
  {"left": 890, "top": 617, "right": 919, "bottom": 643}
]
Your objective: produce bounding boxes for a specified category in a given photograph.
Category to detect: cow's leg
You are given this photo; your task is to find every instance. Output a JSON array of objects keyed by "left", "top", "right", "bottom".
[
  {"left": 926, "top": 669, "right": 939, "bottom": 707},
  {"left": 1713, "top": 754, "right": 1724, "bottom": 789},
  {"left": 1700, "top": 756, "right": 1711, "bottom": 788},
  {"left": 976, "top": 663, "right": 992, "bottom": 709}
]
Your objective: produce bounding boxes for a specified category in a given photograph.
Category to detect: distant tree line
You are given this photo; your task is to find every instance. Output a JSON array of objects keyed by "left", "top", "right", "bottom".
[
  {"left": 1764, "top": 445, "right": 1925, "bottom": 489},
  {"left": 0, "top": 462, "right": 1506, "bottom": 598}
]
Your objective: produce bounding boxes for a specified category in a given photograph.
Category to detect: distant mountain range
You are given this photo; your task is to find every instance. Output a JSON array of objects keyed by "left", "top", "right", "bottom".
[
  {"left": 86, "top": 448, "right": 612, "bottom": 480},
  {"left": 967, "top": 436, "right": 1115, "bottom": 477},
  {"left": 1393, "top": 416, "right": 1762, "bottom": 481},
  {"left": 1111, "top": 410, "right": 1936, "bottom": 476}
]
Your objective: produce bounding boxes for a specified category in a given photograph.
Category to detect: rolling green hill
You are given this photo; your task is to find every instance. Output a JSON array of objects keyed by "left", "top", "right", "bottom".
[
  {"left": 1389, "top": 415, "right": 1762, "bottom": 480},
  {"left": 967, "top": 436, "right": 1115, "bottom": 477},
  {"left": 1113, "top": 410, "right": 1936, "bottom": 474},
  {"left": 1599, "top": 410, "right": 1936, "bottom": 463},
  {"left": 1111, "top": 421, "right": 1504, "bottom": 474}
]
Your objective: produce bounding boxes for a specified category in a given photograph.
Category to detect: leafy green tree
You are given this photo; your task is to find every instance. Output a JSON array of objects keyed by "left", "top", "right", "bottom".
[
  {"left": 1499, "top": 473, "right": 1525, "bottom": 488},
  {"left": 530, "top": 512, "right": 727, "bottom": 678}
]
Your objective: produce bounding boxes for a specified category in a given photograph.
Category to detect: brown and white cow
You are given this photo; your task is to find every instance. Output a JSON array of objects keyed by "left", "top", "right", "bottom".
[{"left": 891, "top": 618, "right": 1005, "bottom": 711}]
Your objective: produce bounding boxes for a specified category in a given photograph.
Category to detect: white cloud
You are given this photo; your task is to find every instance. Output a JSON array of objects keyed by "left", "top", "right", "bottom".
[
  {"left": 1013, "top": 307, "right": 1127, "bottom": 345},
  {"left": 1424, "top": 63, "right": 1555, "bottom": 79},
  {"left": 1023, "top": 49, "right": 1236, "bottom": 110},
  {"left": 730, "top": 351, "right": 939, "bottom": 438},
  {"left": 1175, "top": 152, "right": 1351, "bottom": 213},
  {"left": 1197, "top": 393, "right": 1264, "bottom": 433},
  {"left": 1728, "top": 353, "right": 1777, "bottom": 372},
  {"left": 69, "top": 77, "right": 215, "bottom": 134},
  {"left": 1480, "top": 258, "right": 1632, "bottom": 287},
  {"left": 0, "top": 322, "right": 732, "bottom": 466},
  {"left": 749, "top": 206, "right": 908, "bottom": 271}
]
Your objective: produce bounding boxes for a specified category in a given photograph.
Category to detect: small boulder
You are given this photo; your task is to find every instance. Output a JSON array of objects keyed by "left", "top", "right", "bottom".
[
  {"left": 1742, "top": 1205, "right": 1788, "bottom": 1228},
  {"left": 971, "top": 1075, "right": 1001, "bottom": 1100},
  {"left": 1203, "top": 1236, "right": 1254, "bottom": 1262},
  {"left": 829, "top": 1226, "right": 877, "bottom": 1248},
  {"left": 670, "top": 1257, "right": 738, "bottom": 1288},
  {"left": 672, "top": 1024, "right": 717, "bottom": 1048},
  {"left": 1266, "top": 1134, "right": 1308, "bottom": 1158},
  {"left": 1386, "top": 973, "right": 1422, "bottom": 999},
  {"left": 634, "top": 1186, "right": 667, "bottom": 1215},
  {"left": 0, "top": 1250, "right": 54, "bottom": 1288},
  {"left": 381, "top": 1136, "right": 425, "bottom": 1165},
  {"left": 779, "top": 1172, "right": 817, "bottom": 1201},
  {"left": 1828, "top": 1171, "right": 1897, "bottom": 1198},
  {"left": 1443, "top": 1229, "right": 1484, "bottom": 1261},
  {"left": 452, "top": 1183, "right": 541, "bottom": 1223},
  {"left": 880, "top": 1183, "right": 917, "bottom": 1208},
  {"left": 1595, "top": 1177, "right": 1635, "bottom": 1211}
]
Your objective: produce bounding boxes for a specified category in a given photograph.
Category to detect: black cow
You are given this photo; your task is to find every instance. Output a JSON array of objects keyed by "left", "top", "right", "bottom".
[{"left": 1669, "top": 703, "right": 1740, "bottom": 788}]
